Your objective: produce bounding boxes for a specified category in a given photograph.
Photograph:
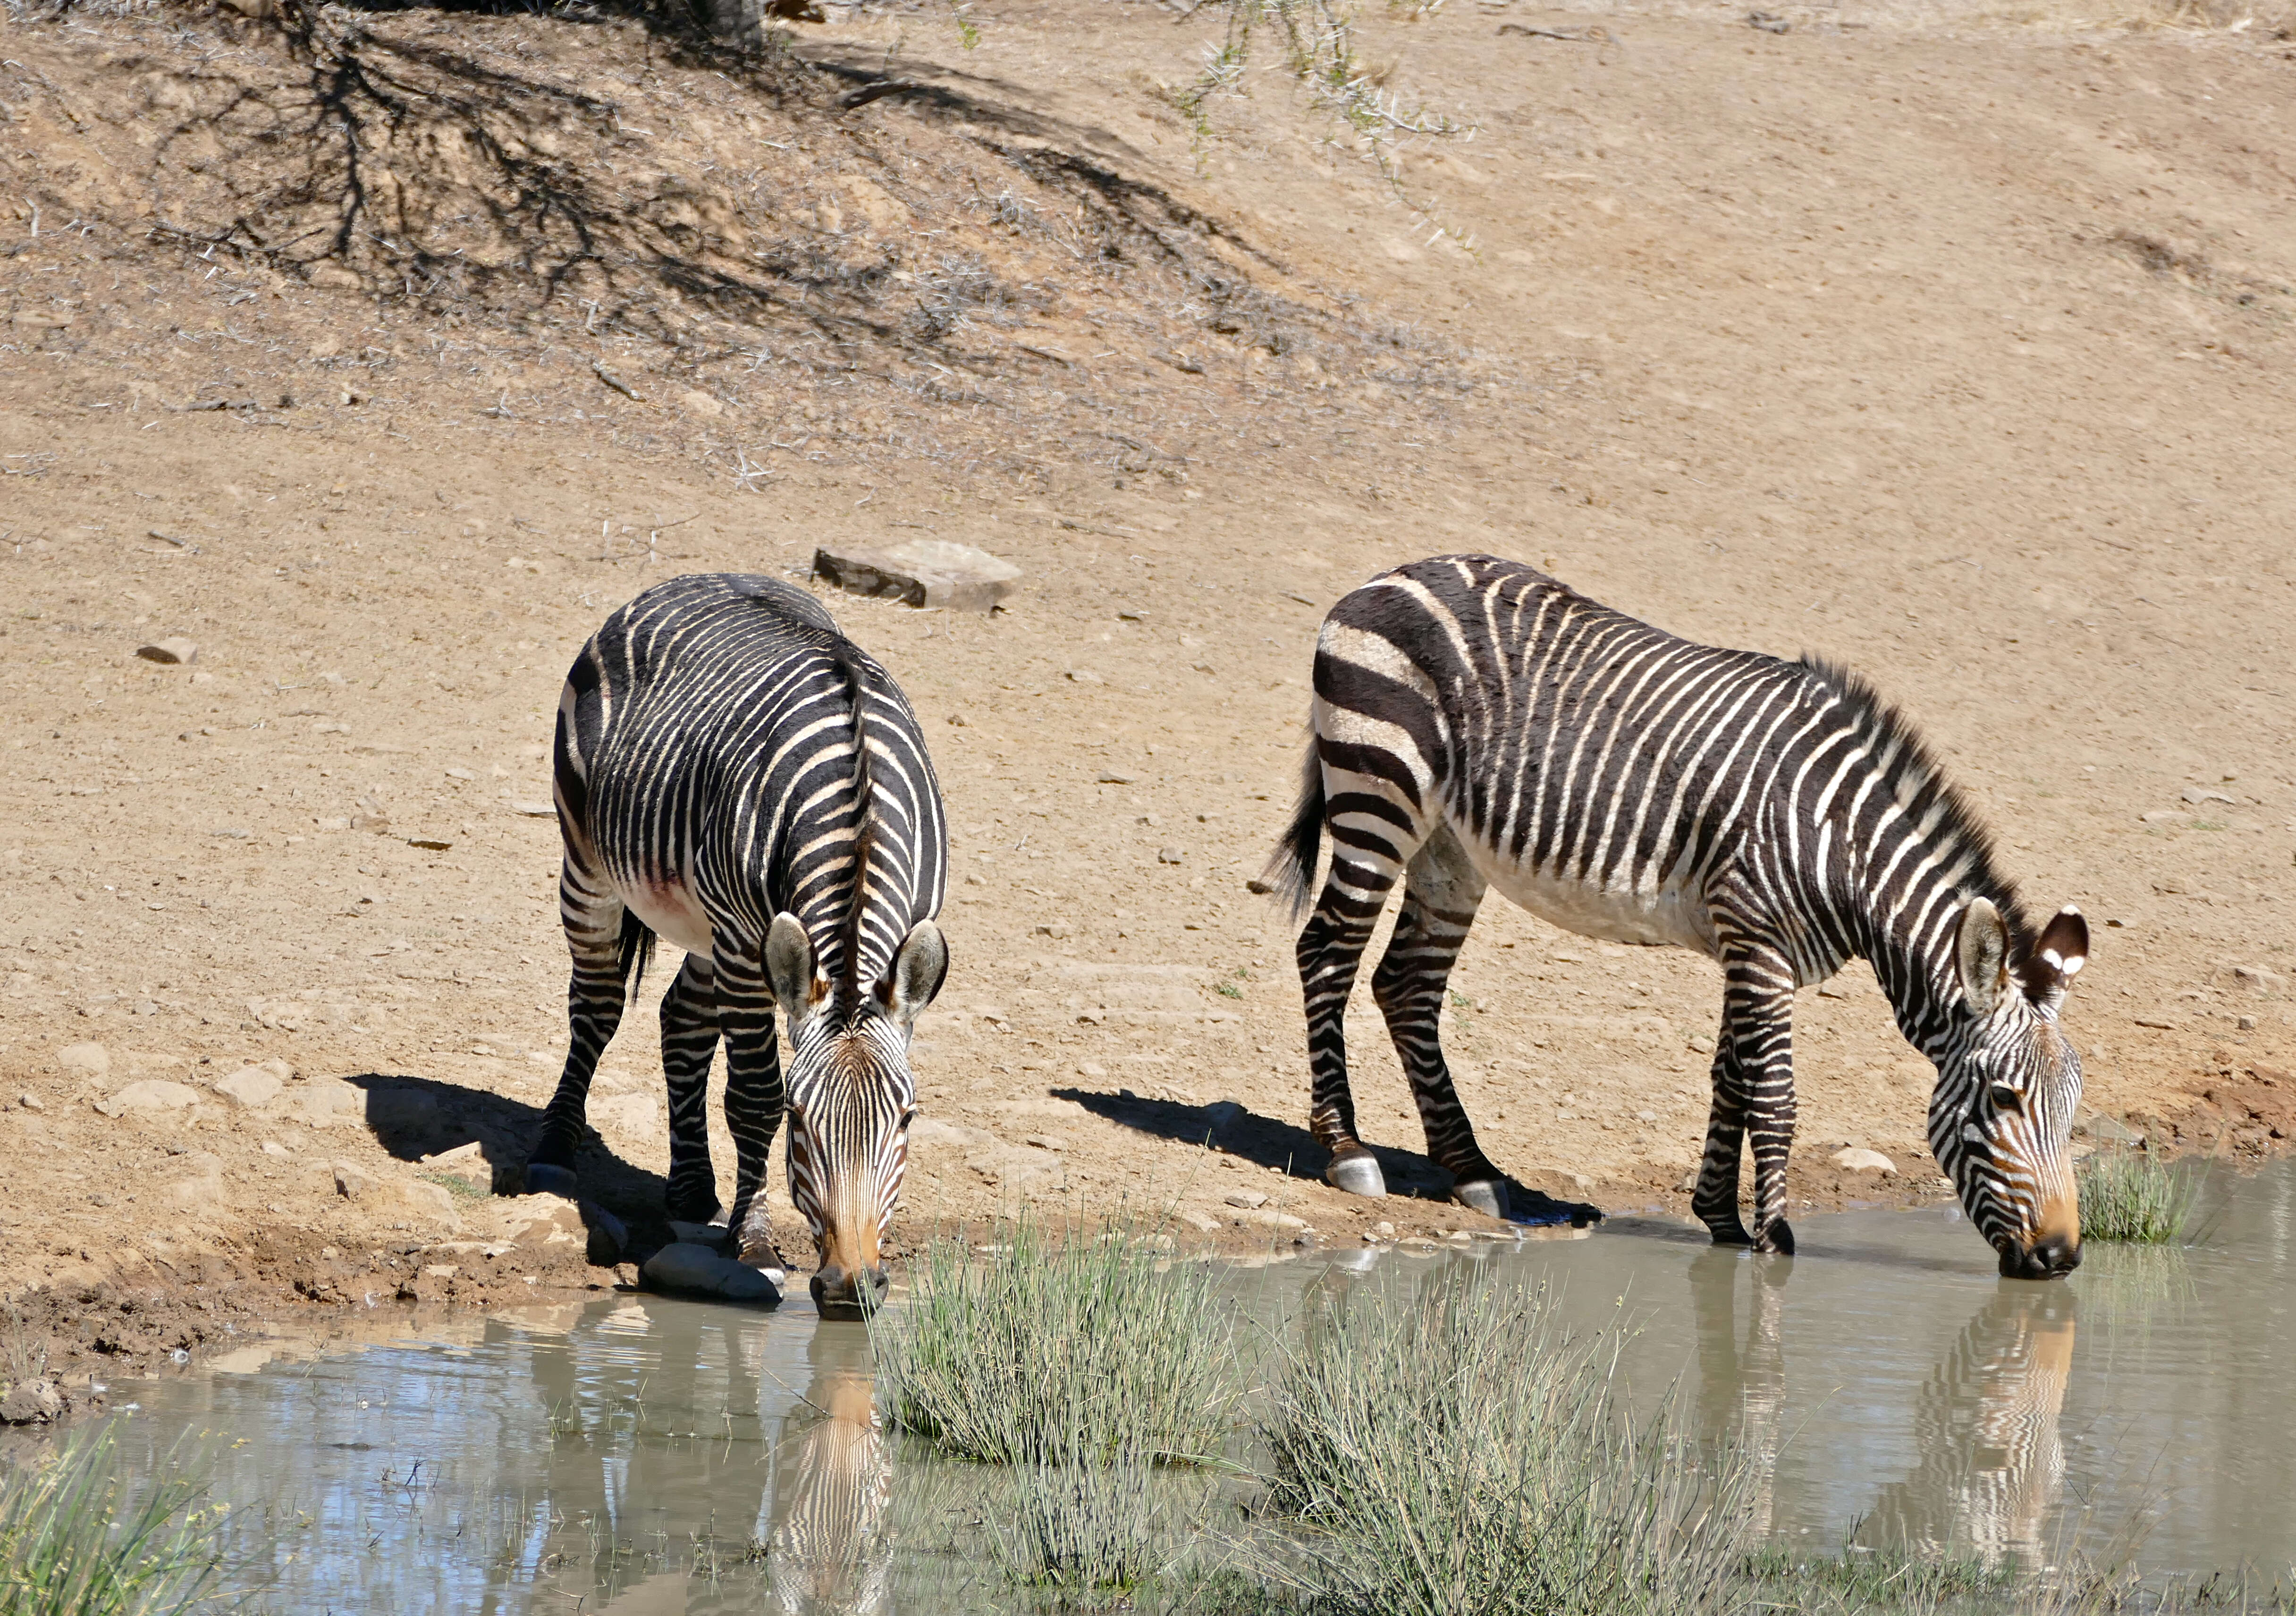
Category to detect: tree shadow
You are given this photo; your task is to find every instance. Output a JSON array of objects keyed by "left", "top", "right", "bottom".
[
  {"left": 1051, "top": 1087, "right": 1603, "bottom": 1227},
  {"left": 339, "top": 1073, "right": 675, "bottom": 1248}
]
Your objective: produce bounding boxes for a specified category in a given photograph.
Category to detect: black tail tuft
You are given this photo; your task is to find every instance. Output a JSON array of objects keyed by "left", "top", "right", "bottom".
[
  {"left": 618, "top": 907, "right": 657, "bottom": 1006},
  {"left": 1263, "top": 737, "right": 1325, "bottom": 921}
]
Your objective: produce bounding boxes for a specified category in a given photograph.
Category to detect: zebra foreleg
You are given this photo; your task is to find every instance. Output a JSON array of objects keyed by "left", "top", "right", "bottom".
[
  {"left": 1371, "top": 828, "right": 1505, "bottom": 1216},
  {"left": 1691, "top": 1036, "right": 1754, "bottom": 1248},
  {"left": 658, "top": 955, "right": 725, "bottom": 1227},
  {"left": 714, "top": 947, "right": 789, "bottom": 1270},
  {"left": 1295, "top": 854, "right": 1405, "bottom": 1200},
  {"left": 1717, "top": 948, "right": 1798, "bottom": 1255},
  {"left": 530, "top": 865, "right": 640, "bottom": 1196}
]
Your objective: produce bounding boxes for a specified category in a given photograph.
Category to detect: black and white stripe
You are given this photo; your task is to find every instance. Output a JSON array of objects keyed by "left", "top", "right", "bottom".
[
  {"left": 531, "top": 573, "right": 948, "bottom": 1316},
  {"left": 1269, "top": 555, "right": 2089, "bottom": 1277}
]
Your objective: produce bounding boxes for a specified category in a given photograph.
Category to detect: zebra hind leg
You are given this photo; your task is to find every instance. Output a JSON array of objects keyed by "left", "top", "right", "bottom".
[
  {"left": 530, "top": 865, "right": 647, "bottom": 1197},
  {"left": 1295, "top": 852, "right": 1410, "bottom": 1200},
  {"left": 658, "top": 954, "right": 725, "bottom": 1228},
  {"left": 1370, "top": 827, "right": 1507, "bottom": 1216}
]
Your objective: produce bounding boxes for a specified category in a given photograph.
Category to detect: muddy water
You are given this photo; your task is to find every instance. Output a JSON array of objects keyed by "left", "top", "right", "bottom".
[{"left": 103, "top": 1159, "right": 2294, "bottom": 1611}]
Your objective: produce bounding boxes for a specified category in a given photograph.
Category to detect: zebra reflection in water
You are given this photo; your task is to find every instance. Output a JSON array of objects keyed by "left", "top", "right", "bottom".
[
  {"left": 1690, "top": 1261, "right": 2076, "bottom": 1566},
  {"left": 763, "top": 1324, "right": 893, "bottom": 1615}
]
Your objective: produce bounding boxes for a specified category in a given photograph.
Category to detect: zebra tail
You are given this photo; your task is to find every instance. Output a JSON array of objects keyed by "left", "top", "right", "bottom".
[
  {"left": 1264, "top": 737, "right": 1325, "bottom": 921},
  {"left": 618, "top": 907, "right": 657, "bottom": 1006}
]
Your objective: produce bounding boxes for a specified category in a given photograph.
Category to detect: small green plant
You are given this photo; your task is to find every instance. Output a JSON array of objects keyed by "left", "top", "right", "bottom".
[
  {"left": 1260, "top": 1279, "right": 1752, "bottom": 1616},
  {"left": 0, "top": 1423, "right": 226, "bottom": 1616},
  {"left": 871, "top": 1215, "right": 1242, "bottom": 1467},
  {"left": 1216, "top": 981, "right": 1244, "bottom": 1000},
  {"left": 2078, "top": 1149, "right": 2195, "bottom": 1244},
  {"left": 942, "top": 0, "right": 981, "bottom": 49}
]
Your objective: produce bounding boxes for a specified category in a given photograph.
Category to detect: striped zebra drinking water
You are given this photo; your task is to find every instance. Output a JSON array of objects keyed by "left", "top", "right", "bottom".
[
  {"left": 530, "top": 573, "right": 949, "bottom": 1317},
  {"left": 1268, "top": 554, "right": 2090, "bottom": 1278}
]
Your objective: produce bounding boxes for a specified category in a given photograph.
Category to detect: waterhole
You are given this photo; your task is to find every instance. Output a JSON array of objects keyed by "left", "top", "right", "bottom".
[{"left": 90, "top": 1157, "right": 2296, "bottom": 1608}]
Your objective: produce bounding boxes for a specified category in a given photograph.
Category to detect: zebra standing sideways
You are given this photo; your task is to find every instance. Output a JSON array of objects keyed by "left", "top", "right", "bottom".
[
  {"left": 1269, "top": 555, "right": 2091, "bottom": 1278},
  {"left": 529, "top": 574, "right": 949, "bottom": 1317}
]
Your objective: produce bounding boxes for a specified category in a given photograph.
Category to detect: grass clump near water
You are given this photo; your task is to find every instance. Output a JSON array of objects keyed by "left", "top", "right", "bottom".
[
  {"left": 1259, "top": 1279, "right": 1751, "bottom": 1616},
  {"left": 2078, "top": 1149, "right": 2195, "bottom": 1244},
  {"left": 0, "top": 1423, "right": 225, "bottom": 1616},
  {"left": 870, "top": 1215, "right": 1241, "bottom": 1468}
]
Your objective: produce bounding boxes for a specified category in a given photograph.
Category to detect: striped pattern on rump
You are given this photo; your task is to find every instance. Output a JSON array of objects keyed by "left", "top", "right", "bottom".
[
  {"left": 1269, "top": 554, "right": 2090, "bottom": 1278},
  {"left": 535, "top": 573, "right": 948, "bottom": 1315}
]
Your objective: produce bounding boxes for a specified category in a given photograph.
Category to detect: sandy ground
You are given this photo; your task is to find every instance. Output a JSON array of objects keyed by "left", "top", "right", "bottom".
[{"left": 1, "top": 0, "right": 2294, "bottom": 1387}]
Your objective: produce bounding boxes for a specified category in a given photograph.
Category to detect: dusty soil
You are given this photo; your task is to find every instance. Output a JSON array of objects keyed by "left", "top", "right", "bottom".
[{"left": 2, "top": 0, "right": 2294, "bottom": 1386}]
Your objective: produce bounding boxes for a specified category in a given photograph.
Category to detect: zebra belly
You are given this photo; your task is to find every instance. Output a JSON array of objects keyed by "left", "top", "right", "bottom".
[
  {"left": 621, "top": 871, "right": 716, "bottom": 956},
  {"left": 1469, "top": 847, "right": 1716, "bottom": 955}
]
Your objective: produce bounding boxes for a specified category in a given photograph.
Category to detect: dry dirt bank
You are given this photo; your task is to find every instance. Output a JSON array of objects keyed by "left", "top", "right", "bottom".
[{"left": 1, "top": 0, "right": 2293, "bottom": 1387}]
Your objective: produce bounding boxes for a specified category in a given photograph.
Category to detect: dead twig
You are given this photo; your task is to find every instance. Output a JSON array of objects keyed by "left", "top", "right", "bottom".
[{"left": 591, "top": 361, "right": 645, "bottom": 403}]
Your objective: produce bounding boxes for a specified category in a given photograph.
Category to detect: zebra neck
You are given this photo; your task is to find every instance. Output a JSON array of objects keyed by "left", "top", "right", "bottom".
[{"left": 1842, "top": 823, "right": 1981, "bottom": 1062}]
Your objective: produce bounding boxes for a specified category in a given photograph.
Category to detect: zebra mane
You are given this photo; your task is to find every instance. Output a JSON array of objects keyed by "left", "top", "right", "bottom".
[
  {"left": 825, "top": 637, "right": 877, "bottom": 1020},
  {"left": 1797, "top": 655, "right": 2034, "bottom": 961}
]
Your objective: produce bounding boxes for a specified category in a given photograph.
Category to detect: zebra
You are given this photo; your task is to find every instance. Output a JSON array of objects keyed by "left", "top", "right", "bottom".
[
  {"left": 528, "top": 572, "right": 949, "bottom": 1317},
  {"left": 1267, "top": 554, "right": 2090, "bottom": 1278}
]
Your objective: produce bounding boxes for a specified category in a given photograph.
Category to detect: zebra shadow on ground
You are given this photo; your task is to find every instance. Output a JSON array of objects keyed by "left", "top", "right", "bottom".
[
  {"left": 340, "top": 1073, "right": 673, "bottom": 1244},
  {"left": 1053, "top": 1087, "right": 1603, "bottom": 1225}
]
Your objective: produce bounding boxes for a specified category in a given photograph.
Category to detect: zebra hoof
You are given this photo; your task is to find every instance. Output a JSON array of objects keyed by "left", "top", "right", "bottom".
[
  {"left": 1325, "top": 1150, "right": 1387, "bottom": 1200},
  {"left": 1452, "top": 1180, "right": 1508, "bottom": 1220},
  {"left": 1755, "top": 1220, "right": 1797, "bottom": 1257},
  {"left": 523, "top": 1162, "right": 579, "bottom": 1200}
]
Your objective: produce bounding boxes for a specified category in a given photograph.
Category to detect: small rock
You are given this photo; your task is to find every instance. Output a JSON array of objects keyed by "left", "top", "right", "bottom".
[
  {"left": 508, "top": 801, "right": 556, "bottom": 818},
  {"left": 1831, "top": 1147, "right": 1897, "bottom": 1175},
  {"left": 333, "top": 1162, "right": 374, "bottom": 1199},
  {"left": 95, "top": 1080, "right": 203, "bottom": 1118},
  {"left": 58, "top": 1043, "right": 109, "bottom": 1082},
  {"left": 584, "top": 1204, "right": 629, "bottom": 1266},
  {"left": 2181, "top": 787, "right": 2236, "bottom": 805},
  {"left": 642, "top": 1241, "right": 781, "bottom": 1303},
  {"left": 2075, "top": 1111, "right": 2144, "bottom": 1147},
  {"left": 212, "top": 1066, "right": 284, "bottom": 1108},
  {"left": 1636, "top": 1109, "right": 1657, "bottom": 1122},
  {"left": 1032, "top": 922, "right": 1073, "bottom": 940},
  {"left": 2233, "top": 965, "right": 2286, "bottom": 996},
  {"left": 1676, "top": 1171, "right": 1700, "bottom": 1193},
  {"left": 1373, "top": 1220, "right": 1397, "bottom": 1238},
  {"left": 1065, "top": 668, "right": 1103, "bottom": 685},
  {"left": 1175, "top": 1210, "right": 1224, "bottom": 1233},
  {"left": 17, "top": 1094, "right": 41, "bottom": 1112},
  {"left": 135, "top": 638, "right": 199, "bottom": 666},
  {"left": 908, "top": 1117, "right": 987, "bottom": 1150},
  {"left": 1025, "top": 1133, "right": 1067, "bottom": 1152},
  {"left": 1097, "top": 771, "right": 1137, "bottom": 785},
  {"left": 0, "top": 1381, "right": 62, "bottom": 1424},
  {"left": 1224, "top": 1190, "right": 1269, "bottom": 1210},
  {"left": 2237, "top": 1015, "right": 2258, "bottom": 1032},
  {"left": 1238, "top": 1209, "right": 1309, "bottom": 1232},
  {"left": 813, "top": 539, "right": 1022, "bottom": 613},
  {"left": 1157, "top": 846, "right": 1184, "bottom": 864},
  {"left": 261, "top": 1140, "right": 290, "bottom": 1158}
]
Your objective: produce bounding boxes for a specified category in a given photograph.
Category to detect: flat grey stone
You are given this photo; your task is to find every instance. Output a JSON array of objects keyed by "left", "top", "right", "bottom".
[
  {"left": 0, "top": 1381, "right": 61, "bottom": 1424},
  {"left": 95, "top": 1080, "right": 203, "bottom": 1118},
  {"left": 642, "top": 1241, "right": 781, "bottom": 1303},
  {"left": 813, "top": 540, "right": 1021, "bottom": 612},
  {"left": 1830, "top": 1147, "right": 1897, "bottom": 1175}
]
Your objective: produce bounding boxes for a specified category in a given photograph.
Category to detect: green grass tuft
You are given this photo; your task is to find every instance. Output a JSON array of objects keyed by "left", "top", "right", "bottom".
[
  {"left": 2077, "top": 1149, "right": 2195, "bottom": 1244},
  {"left": 1259, "top": 1279, "right": 1753, "bottom": 1616},
  {"left": 0, "top": 1422, "right": 225, "bottom": 1616},
  {"left": 869, "top": 1215, "right": 1242, "bottom": 1468}
]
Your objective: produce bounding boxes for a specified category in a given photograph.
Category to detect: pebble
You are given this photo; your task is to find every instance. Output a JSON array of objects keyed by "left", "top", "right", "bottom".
[
  {"left": 1830, "top": 1147, "right": 1897, "bottom": 1175},
  {"left": 2181, "top": 787, "right": 2236, "bottom": 805},
  {"left": 1175, "top": 1210, "right": 1224, "bottom": 1233},
  {"left": 1373, "top": 1220, "right": 1396, "bottom": 1238},
  {"left": 1025, "top": 1133, "right": 1067, "bottom": 1152},
  {"left": 1065, "top": 668, "right": 1103, "bottom": 684},
  {"left": 1236, "top": 1208, "right": 1309, "bottom": 1232},
  {"left": 1097, "top": 771, "right": 1137, "bottom": 785},
  {"left": 1224, "top": 1190, "right": 1269, "bottom": 1210},
  {"left": 57, "top": 1042, "right": 109, "bottom": 1081},
  {"left": 2233, "top": 965, "right": 2286, "bottom": 996},
  {"left": 17, "top": 1094, "right": 40, "bottom": 1112},
  {"left": 0, "top": 1381, "right": 62, "bottom": 1425},
  {"left": 813, "top": 539, "right": 1021, "bottom": 612},
  {"left": 134, "top": 638, "right": 199, "bottom": 666},
  {"left": 508, "top": 801, "right": 555, "bottom": 818},
  {"left": 95, "top": 1080, "right": 203, "bottom": 1118},
  {"left": 642, "top": 1242, "right": 781, "bottom": 1303},
  {"left": 213, "top": 1065, "right": 285, "bottom": 1108},
  {"left": 1032, "top": 922, "right": 1073, "bottom": 940},
  {"left": 333, "top": 1162, "right": 374, "bottom": 1199},
  {"left": 1157, "top": 846, "right": 1184, "bottom": 864}
]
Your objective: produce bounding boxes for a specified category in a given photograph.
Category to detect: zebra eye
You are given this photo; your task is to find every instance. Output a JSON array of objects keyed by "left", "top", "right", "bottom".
[{"left": 1990, "top": 1085, "right": 2022, "bottom": 1115}]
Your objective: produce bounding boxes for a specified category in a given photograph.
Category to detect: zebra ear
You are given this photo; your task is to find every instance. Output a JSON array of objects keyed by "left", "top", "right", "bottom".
[
  {"left": 1954, "top": 897, "right": 2012, "bottom": 1016},
  {"left": 878, "top": 920, "right": 948, "bottom": 1028},
  {"left": 2020, "top": 906, "right": 2089, "bottom": 1005},
  {"left": 766, "top": 912, "right": 825, "bottom": 1028}
]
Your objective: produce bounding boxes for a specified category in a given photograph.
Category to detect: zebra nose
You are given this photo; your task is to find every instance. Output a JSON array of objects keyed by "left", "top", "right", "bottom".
[
  {"left": 811, "top": 1261, "right": 890, "bottom": 1319},
  {"left": 1999, "top": 1234, "right": 2082, "bottom": 1280}
]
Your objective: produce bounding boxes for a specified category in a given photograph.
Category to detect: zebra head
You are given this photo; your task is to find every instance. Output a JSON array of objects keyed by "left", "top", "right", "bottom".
[
  {"left": 1929, "top": 899, "right": 2090, "bottom": 1280},
  {"left": 768, "top": 913, "right": 949, "bottom": 1319}
]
